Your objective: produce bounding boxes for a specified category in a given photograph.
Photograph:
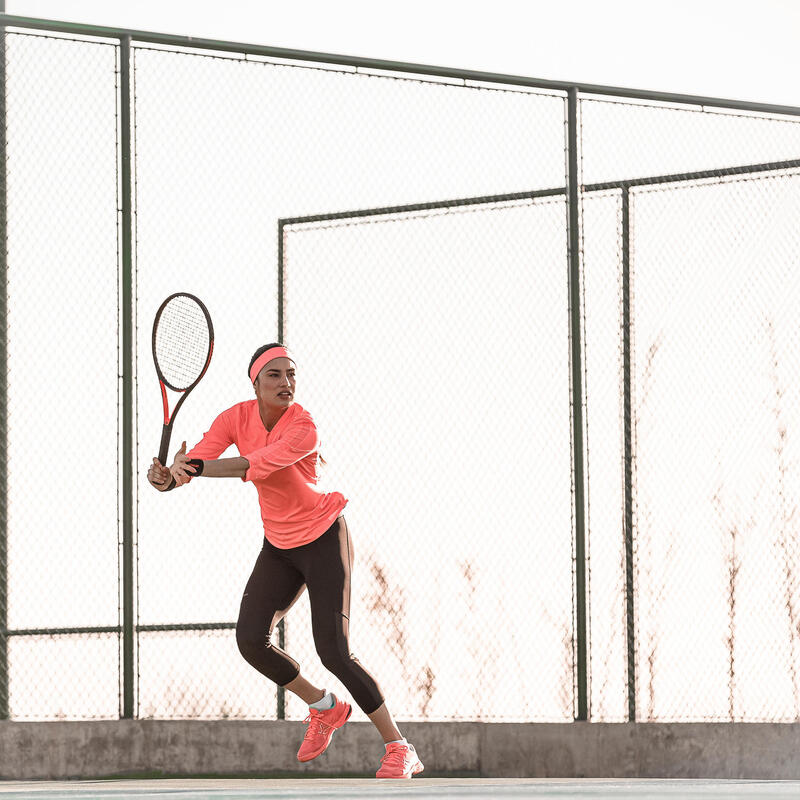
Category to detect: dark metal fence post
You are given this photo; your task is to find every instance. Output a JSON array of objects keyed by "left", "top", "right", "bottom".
[
  {"left": 566, "top": 87, "right": 588, "bottom": 721},
  {"left": 621, "top": 186, "right": 636, "bottom": 721},
  {"left": 119, "top": 34, "right": 135, "bottom": 720},
  {"left": 0, "top": 0, "right": 7, "bottom": 721}
]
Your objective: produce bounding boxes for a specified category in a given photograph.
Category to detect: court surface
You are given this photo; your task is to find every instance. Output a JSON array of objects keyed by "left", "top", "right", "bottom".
[{"left": 2, "top": 779, "right": 800, "bottom": 799}]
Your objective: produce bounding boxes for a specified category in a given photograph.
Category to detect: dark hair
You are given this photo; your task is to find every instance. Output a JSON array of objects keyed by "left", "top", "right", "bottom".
[{"left": 248, "top": 342, "right": 286, "bottom": 379}]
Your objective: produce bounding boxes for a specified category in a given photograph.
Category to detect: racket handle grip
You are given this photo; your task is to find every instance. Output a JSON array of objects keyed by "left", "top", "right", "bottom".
[{"left": 158, "top": 423, "right": 173, "bottom": 465}]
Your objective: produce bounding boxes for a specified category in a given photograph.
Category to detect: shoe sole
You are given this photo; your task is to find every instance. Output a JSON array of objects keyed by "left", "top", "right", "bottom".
[{"left": 297, "top": 705, "right": 352, "bottom": 763}]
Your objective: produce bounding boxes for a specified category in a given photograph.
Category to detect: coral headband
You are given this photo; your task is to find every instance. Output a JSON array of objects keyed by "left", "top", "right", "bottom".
[{"left": 249, "top": 346, "right": 294, "bottom": 384}]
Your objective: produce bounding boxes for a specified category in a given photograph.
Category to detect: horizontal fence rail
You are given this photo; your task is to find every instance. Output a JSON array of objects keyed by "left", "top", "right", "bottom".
[{"left": 1, "top": 14, "right": 800, "bottom": 115}]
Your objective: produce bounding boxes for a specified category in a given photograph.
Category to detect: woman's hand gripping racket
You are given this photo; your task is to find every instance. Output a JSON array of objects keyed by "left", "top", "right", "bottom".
[{"left": 150, "top": 292, "right": 214, "bottom": 490}]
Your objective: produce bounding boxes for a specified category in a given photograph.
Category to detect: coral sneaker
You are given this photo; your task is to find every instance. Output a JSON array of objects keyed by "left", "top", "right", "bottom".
[
  {"left": 376, "top": 740, "right": 424, "bottom": 779},
  {"left": 296, "top": 696, "right": 352, "bottom": 762}
]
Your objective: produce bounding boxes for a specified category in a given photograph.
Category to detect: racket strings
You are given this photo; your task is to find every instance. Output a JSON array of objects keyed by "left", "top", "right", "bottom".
[{"left": 154, "top": 296, "right": 211, "bottom": 390}]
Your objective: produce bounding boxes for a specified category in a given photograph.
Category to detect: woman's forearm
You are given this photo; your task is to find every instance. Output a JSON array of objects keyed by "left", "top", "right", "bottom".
[{"left": 197, "top": 456, "right": 249, "bottom": 478}]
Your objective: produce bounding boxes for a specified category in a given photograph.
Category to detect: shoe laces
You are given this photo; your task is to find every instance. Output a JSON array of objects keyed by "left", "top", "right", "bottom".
[
  {"left": 380, "top": 743, "right": 410, "bottom": 769},
  {"left": 302, "top": 711, "right": 333, "bottom": 740}
]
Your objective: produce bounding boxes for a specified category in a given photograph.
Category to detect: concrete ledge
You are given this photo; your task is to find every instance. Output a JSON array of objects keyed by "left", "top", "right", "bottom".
[{"left": 1, "top": 721, "right": 800, "bottom": 780}]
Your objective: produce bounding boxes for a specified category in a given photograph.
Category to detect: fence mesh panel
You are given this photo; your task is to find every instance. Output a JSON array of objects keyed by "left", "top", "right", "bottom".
[
  {"left": 581, "top": 189, "right": 628, "bottom": 721},
  {"left": 2, "top": 25, "right": 800, "bottom": 723},
  {"left": 629, "top": 170, "right": 800, "bottom": 721},
  {"left": 580, "top": 99, "right": 800, "bottom": 185},
  {"left": 4, "top": 32, "right": 120, "bottom": 719},
  {"left": 580, "top": 97, "right": 800, "bottom": 722},
  {"left": 281, "top": 196, "right": 574, "bottom": 722}
]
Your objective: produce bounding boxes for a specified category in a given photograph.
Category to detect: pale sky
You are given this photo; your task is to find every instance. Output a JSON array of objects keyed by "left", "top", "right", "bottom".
[{"left": 6, "top": 0, "right": 800, "bottom": 110}]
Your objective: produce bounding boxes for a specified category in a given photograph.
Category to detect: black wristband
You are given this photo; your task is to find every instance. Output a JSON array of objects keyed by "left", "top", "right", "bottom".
[
  {"left": 186, "top": 458, "right": 205, "bottom": 477},
  {"left": 164, "top": 475, "right": 177, "bottom": 491}
]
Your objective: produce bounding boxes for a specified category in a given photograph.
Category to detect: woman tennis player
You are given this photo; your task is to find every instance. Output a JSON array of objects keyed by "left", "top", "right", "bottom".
[{"left": 146, "top": 343, "right": 423, "bottom": 779}]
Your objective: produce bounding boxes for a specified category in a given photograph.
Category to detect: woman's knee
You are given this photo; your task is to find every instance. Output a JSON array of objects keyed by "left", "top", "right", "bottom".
[
  {"left": 236, "top": 625, "right": 267, "bottom": 663},
  {"left": 315, "top": 636, "right": 351, "bottom": 675},
  {"left": 236, "top": 626, "right": 298, "bottom": 683}
]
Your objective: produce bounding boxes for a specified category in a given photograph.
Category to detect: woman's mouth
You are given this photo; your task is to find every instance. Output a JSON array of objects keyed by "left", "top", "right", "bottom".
[{"left": 278, "top": 392, "right": 292, "bottom": 398}]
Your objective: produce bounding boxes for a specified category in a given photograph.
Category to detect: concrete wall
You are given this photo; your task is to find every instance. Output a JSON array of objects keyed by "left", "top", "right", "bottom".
[{"left": 1, "top": 721, "right": 800, "bottom": 780}]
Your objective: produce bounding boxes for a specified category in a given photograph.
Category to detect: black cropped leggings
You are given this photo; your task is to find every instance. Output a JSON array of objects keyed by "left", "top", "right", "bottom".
[{"left": 235, "top": 516, "right": 385, "bottom": 715}]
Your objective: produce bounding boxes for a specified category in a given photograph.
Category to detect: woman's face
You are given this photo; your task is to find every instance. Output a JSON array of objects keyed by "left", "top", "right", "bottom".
[{"left": 254, "top": 357, "right": 296, "bottom": 408}]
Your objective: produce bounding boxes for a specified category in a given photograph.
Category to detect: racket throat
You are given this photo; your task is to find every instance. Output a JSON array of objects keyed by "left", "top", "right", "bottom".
[{"left": 160, "top": 382, "right": 169, "bottom": 424}]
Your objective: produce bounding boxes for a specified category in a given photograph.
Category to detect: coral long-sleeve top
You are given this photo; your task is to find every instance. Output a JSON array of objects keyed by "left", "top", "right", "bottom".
[{"left": 186, "top": 400, "right": 347, "bottom": 549}]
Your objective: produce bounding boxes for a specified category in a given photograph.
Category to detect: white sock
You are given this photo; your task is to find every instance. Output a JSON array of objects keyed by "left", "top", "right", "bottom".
[
  {"left": 309, "top": 691, "right": 335, "bottom": 710},
  {"left": 385, "top": 738, "right": 407, "bottom": 749}
]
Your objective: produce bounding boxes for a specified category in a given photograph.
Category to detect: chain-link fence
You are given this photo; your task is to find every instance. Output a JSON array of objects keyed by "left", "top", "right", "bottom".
[{"left": 2, "top": 18, "right": 800, "bottom": 724}]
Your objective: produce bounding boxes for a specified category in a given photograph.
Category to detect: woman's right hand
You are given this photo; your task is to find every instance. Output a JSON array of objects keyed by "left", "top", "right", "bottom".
[{"left": 147, "top": 457, "right": 173, "bottom": 491}]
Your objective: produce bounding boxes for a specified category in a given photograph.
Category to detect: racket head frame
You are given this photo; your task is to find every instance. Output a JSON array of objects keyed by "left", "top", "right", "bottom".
[{"left": 152, "top": 291, "right": 214, "bottom": 463}]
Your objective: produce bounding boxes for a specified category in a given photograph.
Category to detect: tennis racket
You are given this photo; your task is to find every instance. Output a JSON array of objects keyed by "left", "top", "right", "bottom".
[{"left": 152, "top": 292, "right": 214, "bottom": 464}]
